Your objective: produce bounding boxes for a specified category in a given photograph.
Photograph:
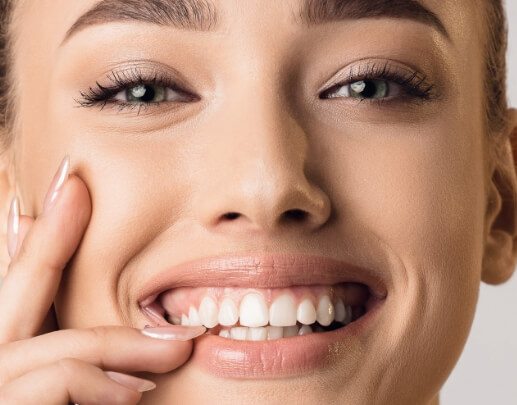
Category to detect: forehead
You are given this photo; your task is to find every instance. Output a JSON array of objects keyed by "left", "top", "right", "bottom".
[{"left": 14, "top": 0, "right": 482, "bottom": 47}]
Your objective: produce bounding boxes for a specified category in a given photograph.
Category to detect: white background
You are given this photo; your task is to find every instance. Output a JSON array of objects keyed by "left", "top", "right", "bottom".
[{"left": 441, "top": 1, "right": 517, "bottom": 403}]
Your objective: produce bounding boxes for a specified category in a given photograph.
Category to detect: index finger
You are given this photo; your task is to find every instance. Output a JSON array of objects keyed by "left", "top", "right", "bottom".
[
  {"left": 0, "top": 159, "right": 92, "bottom": 342},
  {"left": 0, "top": 325, "right": 205, "bottom": 386}
]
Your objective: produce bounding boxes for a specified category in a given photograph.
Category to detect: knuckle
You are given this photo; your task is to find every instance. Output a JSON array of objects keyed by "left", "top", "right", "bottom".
[
  {"left": 85, "top": 326, "right": 111, "bottom": 366},
  {"left": 89, "top": 325, "right": 110, "bottom": 342},
  {"left": 89, "top": 326, "right": 110, "bottom": 350},
  {"left": 56, "top": 357, "right": 82, "bottom": 378}
]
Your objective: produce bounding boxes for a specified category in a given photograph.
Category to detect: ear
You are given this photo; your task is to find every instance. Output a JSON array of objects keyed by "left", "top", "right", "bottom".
[
  {"left": 482, "top": 108, "right": 517, "bottom": 285},
  {"left": 0, "top": 144, "right": 15, "bottom": 279}
]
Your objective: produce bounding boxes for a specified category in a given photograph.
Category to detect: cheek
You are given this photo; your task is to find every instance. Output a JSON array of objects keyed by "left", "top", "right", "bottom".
[
  {"left": 320, "top": 117, "right": 485, "bottom": 397},
  {"left": 50, "top": 132, "right": 202, "bottom": 327}
]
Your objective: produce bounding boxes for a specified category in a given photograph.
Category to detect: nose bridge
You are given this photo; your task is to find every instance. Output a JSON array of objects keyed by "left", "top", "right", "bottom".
[{"left": 194, "top": 69, "right": 331, "bottom": 234}]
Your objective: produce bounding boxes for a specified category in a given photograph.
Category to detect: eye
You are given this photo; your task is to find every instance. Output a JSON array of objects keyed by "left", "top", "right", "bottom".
[
  {"left": 327, "top": 79, "right": 402, "bottom": 100},
  {"left": 76, "top": 65, "right": 199, "bottom": 112},
  {"left": 319, "top": 60, "right": 437, "bottom": 104},
  {"left": 113, "top": 84, "right": 182, "bottom": 103}
]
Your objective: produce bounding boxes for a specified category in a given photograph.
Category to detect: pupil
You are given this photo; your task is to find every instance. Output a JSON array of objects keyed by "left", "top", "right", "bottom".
[
  {"left": 350, "top": 80, "right": 387, "bottom": 98},
  {"left": 361, "top": 81, "right": 377, "bottom": 98}
]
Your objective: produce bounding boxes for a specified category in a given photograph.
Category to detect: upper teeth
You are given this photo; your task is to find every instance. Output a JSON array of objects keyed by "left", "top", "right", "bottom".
[
  {"left": 218, "top": 297, "right": 239, "bottom": 326},
  {"left": 198, "top": 296, "right": 219, "bottom": 328},
  {"left": 175, "top": 292, "right": 351, "bottom": 329}
]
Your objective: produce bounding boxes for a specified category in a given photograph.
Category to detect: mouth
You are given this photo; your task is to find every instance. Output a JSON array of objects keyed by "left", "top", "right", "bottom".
[{"left": 137, "top": 252, "right": 388, "bottom": 377}]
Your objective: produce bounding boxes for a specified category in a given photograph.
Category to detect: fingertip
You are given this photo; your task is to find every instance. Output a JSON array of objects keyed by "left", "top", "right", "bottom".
[
  {"left": 56, "top": 174, "right": 92, "bottom": 220},
  {"left": 38, "top": 173, "right": 92, "bottom": 240},
  {"left": 133, "top": 327, "right": 195, "bottom": 373}
]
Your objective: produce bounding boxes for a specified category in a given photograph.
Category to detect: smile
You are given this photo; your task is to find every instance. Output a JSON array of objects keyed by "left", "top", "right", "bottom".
[{"left": 137, "top": 253, "right": 389, "bottom": 377}]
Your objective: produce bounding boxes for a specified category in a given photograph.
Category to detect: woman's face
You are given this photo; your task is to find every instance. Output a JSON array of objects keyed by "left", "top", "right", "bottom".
[{"left": 2, "top": 0, "right": 515, "bottom": 403}]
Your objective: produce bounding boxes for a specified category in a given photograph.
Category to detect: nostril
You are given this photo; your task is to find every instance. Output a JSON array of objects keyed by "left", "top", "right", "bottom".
[
  {"left": 222, "top": 212, "right": 240, "bottom": 220},
  {"left": 283, "top": 209, "right": 307, "bottom": 222}
]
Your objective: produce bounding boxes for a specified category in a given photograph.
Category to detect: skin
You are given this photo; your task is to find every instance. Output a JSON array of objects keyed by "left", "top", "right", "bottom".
[{"left": 0, "top": 0, "right": 516, "bottom": 403}]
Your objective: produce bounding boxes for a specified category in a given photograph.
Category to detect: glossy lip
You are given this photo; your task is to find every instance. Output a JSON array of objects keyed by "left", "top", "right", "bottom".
[{"left": 137, "top": 252, "right": 389, "bottom": 307}]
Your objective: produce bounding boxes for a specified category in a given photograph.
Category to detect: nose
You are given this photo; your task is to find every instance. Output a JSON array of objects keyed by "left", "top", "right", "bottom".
[{"left": 192, "top": 83, "right": 332, "bottom": 236}]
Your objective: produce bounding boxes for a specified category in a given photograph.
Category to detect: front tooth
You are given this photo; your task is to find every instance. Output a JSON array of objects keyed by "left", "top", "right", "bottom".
[
  {"left": 334, "top": 298, "right": 346, "bottom": 322},
  {"left": 298, "top": 325, "right": 313, "bottom": 335},
  {"left": 316, "top": 295, "right": 334, "bottom": 326},
  {"left": 247, "top": 327, "right": 268, "bottom": 341},
  {"left": 267, "top": 326, "right": 283, "bottom": 340},
  {"left": 219, "top": 329, "right": 230, "bottom": 338},
  {"left": 188, "top": 306, "right": 202, "bottom": 326},
  {"left": 199, "top": 296, "right": 219, "bottom": 328},
  {"left": 283, "top": 326, "right": 298, "bottom": 337},
  {"left": 269, "top": 294, "right": 297, "bottom": 326},
  {"left": 181, "top": 313, "right": 190, "bottom": 326},
  {"left": 218, "top": 297, "right": 239, "bottom": 326},
  {"left": 297, "top": 299, "right": 317, "bottom": 325},
  {"left": 230, "top": 326, "right": 248, "bottom": 340},
  {"left": 239, "top": 293, "right": 268, "bottom": 327}
]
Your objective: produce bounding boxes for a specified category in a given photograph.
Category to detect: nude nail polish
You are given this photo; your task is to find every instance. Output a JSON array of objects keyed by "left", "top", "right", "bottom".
[
  {"left": 141, "top": 325, "right": 207, "bottom": 340},
  {"left": 43, "top": 155, "right": 70, "bottom": 212},
  {"left": 6, "top": 196, "right": 19, "bottom": 258}
]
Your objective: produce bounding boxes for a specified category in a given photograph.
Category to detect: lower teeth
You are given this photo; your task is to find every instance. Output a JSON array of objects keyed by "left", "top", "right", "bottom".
[{"left": 216, "top": 321, "right": 346, "bottom": 341}]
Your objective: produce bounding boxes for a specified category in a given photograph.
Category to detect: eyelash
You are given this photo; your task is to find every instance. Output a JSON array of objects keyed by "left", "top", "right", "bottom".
[{"left": 76, "top": 61, "right": 435, "bottom": 113}]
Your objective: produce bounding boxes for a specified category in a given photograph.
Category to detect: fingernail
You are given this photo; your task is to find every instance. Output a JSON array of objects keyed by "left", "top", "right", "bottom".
[
  {"left": 105, "top": 371, "right": 156, "bottom": 393},
  {"left": 43, "top": 155, "right": 70, "bottom": 213},
  {"left": 7, "top": 196, "right": 20, "bottom": 259},
  {"left": 141, "top": 325, "right": 206, "bottom": 341}
]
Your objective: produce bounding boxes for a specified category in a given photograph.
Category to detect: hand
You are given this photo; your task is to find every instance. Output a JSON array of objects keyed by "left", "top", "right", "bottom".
[{"left": 0, "top": 156, "right": 205, "bottom": 404}]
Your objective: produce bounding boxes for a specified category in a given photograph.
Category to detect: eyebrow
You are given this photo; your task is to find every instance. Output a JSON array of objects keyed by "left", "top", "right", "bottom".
[
  {"left": 62, "top": 0, "right": 449, "bottom": 45},
  {"left": 62, "top": 0, "right": 218, "bottom": 44},
  {"left": 298, "top": 0, "right": 449, "bottom": 39}
]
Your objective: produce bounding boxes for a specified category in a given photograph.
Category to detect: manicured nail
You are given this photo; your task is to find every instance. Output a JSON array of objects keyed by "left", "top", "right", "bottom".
[
  {"left": 43, "top": 155, "right": 70, "bottom": 212},
  {"left": 7, "top": 196, "right": 20, "bottom": 259},
  {"left": 141, "top": 325, "right": 207, "bottom": 341},
  {"left": 105, "top": 371, "right": 156, "bottom": 393}
]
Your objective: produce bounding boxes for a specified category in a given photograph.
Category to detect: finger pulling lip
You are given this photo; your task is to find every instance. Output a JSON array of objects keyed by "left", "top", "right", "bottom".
[{"left": 137, "top": 252, "right": 389, "bottom": 307}]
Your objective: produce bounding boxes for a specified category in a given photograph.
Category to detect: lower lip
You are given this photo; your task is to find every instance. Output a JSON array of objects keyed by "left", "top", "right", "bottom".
[{"left": 189, "top": 298, "right": 385, "bottom": 379}]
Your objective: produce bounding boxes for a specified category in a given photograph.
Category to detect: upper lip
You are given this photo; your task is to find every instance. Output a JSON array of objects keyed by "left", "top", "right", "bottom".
[{"left": 138, "top": 252, "right": 389, "bottom": 307}]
